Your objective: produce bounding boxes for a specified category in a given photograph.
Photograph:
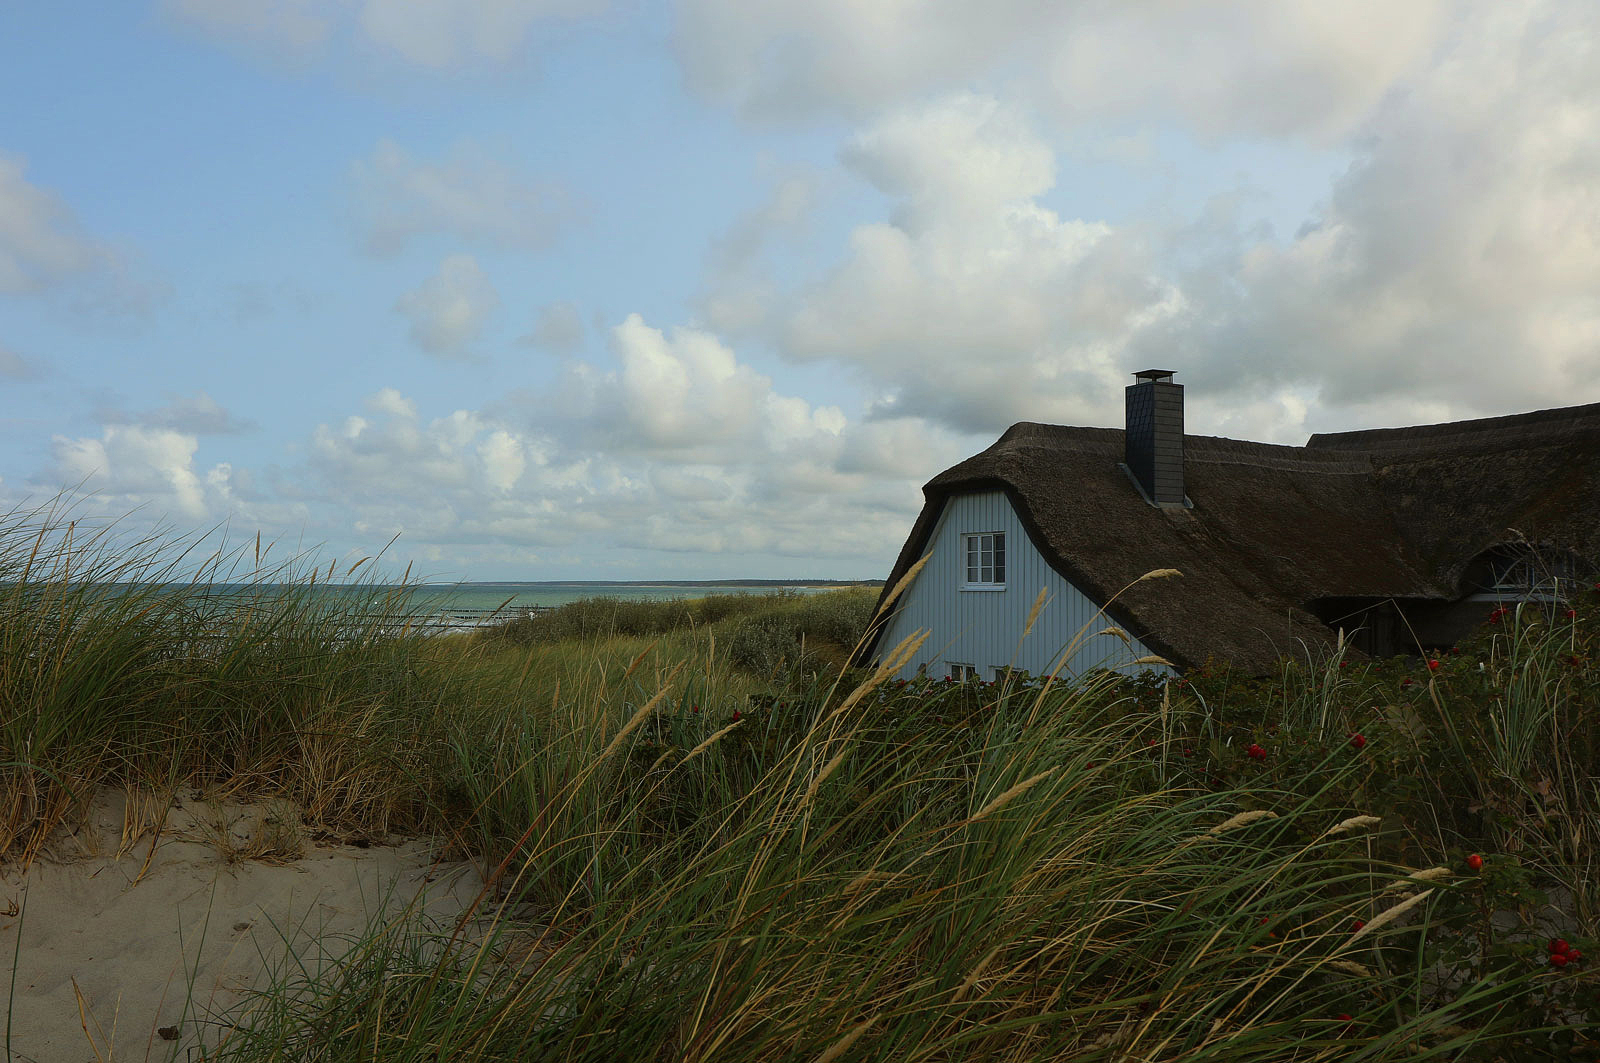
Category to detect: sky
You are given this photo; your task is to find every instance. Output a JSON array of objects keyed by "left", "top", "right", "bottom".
[{"left": 1, "top": 0, "right": 1597, "bottom": 582}]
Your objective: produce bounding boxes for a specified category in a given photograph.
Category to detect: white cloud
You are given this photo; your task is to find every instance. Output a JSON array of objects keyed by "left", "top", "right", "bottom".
[
  {"left": 100, "top": 391, "right": 255, "bottom": 435},
  {"left": 358, "top": 0, "right": 606, "bottom": 69},
  {"left": 288, "top": 313, "right": 967, "bottom": 570},
  {"left": 711, "top": 174, "right": 816, "bottom": 269},
  {"left": 168, "top": 0, "right": 606, "bottom": 69},
  {"left": 520, "top": 300, "right": 585, "bottom": 352},
  {"left": 1040, "top": 1, "right": 1446, "bottom": 142},
  {"left": 0, "top": 153, "right": 108, "bottom": 294},
  {"left": 700, "top": 174, "right": 819, "bottom": 336},
  {"left": 396, "top": 255, "right": 500, "bottom": 358},
  {"left": 368, "top": 387, "right": 418, "bottom": 419},
  {"left": 595, "top": 314, "right": 774, "bottom": 451},
  {"left": 163, "top": 0, "right": 334, "bottom": 59},
  {"left": 1134, "top": 0, "right": 1600, "bottom": 428},
  {"left": 703, "top": 2, "right": 1600, "bottom": 444},
  {"left": 676, "top": 0, "right": 1445, "bottom": 141},
  {"left": 20, "top": 299, "right": 972, "bottom": 575},
  {"left": 711, "top": 95, "right": 1181, "bottom": 434},
  {"left": 353, "top": 140, "right": 576, "bottom": 256},
  {"left": 0, "top": 343, "right": 31, "bottom": 378},
  {"left": 50, "top": 425, "right": 217, "bottom": 521},
  {"left": 840, "top": 94, "right": 1054, "bottom": 228}
]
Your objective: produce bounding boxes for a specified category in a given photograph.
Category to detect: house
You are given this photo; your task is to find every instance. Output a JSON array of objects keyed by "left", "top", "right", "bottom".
[{"left": 863, "top": 371, "right": 1600, "bottom": 679}]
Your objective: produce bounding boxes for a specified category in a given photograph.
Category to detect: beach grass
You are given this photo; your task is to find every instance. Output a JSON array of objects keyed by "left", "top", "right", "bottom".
[{"left": 3, "top": 502, "right": 1598, "bottom": 1059}]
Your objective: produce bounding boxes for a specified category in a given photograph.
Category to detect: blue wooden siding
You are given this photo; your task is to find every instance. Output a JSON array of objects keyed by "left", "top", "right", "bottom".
[{"left": 874, "top": 490, "right": 1172, "bottom": 680}]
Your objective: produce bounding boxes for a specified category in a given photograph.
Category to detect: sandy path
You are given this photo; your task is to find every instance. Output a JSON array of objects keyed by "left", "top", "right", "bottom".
[{"left": 0, "top": 793, "right": 483, "bottom": 1063}]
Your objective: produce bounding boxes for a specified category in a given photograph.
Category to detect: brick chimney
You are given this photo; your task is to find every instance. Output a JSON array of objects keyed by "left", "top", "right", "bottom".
[{"left": 1125, "top": 369, "right": 1184, "bottom": 505}]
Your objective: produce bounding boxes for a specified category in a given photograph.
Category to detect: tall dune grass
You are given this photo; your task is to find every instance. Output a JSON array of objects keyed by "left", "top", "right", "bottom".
[
  {"left": 0, "top": 500, "right": 466, "bottom": 859},
  {"left": 4, "top": 503, "right": 1596, "bottom": 1058}
]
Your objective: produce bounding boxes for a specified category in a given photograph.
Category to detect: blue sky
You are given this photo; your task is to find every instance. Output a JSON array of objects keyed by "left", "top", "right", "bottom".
[{"left": 3, "top": 1, "right": 1597, "bottom": 581}]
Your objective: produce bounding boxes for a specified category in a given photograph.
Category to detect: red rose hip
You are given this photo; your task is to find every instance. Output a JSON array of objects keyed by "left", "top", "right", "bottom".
[{"left": 1466, "top": 853, "right": 1484, "bottom": 871}]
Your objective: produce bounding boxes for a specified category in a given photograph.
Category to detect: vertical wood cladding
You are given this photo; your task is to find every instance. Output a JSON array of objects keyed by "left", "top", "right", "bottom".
[{"left": 873, "top": 490, "right": 1170, "bottom": 681}]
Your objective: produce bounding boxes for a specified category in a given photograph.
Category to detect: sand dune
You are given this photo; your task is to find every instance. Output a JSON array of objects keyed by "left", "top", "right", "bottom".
[{"left": 0, "top": 792, "right": 483, "bottom": 1063}]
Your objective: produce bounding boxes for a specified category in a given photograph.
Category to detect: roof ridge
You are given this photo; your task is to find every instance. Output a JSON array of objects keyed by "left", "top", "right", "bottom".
[{"left": 1308, "top": 400, "right": 1600, "bottom": 451}]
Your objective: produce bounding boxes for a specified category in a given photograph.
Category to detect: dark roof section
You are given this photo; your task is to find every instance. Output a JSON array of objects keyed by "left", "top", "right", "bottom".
[
  {"left": 867, "top": 402, "right": 1600, "bottom": 675},
  {"left": 1308, "top": 401, "right": 1600, "bottom": 590}
]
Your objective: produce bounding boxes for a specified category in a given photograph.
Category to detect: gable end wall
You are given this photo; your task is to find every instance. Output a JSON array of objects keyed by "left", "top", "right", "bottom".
[{"left": 873, "top": 490, "right": 1171, "bottom": 680}]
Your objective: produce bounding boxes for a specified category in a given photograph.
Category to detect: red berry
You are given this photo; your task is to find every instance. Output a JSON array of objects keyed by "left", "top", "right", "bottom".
[
  {"left": 1551, "top": 952, "right": 1569, "bottom": 968},
  {"left": 1428, "top": 659, "right": 1441, "bottom": 672},
  {"left": 1350, "top": 733, "right": 1366, "bottom": 749},
  {"left": 1466, "top": 853, "right": 1484, "bottom": 871},
  {"left": 1568, "top": 948, "right": 1582, "bottom": 962},
  {"left": 1336, "top": 1013, "right": 1352, "bottom": 1021},
  {"left": 1147, "top": 738, "right": 1158, "bottom": 747},
  {"left": 1352, "top": 919, "right": 1365, "bottom": 932},
  {"left": 691, "top": 704, "right": 700, "bottom": 713},
  {"left": 1550, "top": 938, "right": 1570, "bottom": 955},
  {"left": 1567, "top": 608, "right": 1578, "bottom": 619},
  {"left": 731, "top": 710, "right": 741, "bottom": 722}
]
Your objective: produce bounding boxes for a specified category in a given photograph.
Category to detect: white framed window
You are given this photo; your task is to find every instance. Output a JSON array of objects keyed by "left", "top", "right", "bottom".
[
  {"left": 962, "top": 532, "right": 1006, "bottom": 588},
  {"left": 948, "top": 662, "right": 978, "bottom": 681}
]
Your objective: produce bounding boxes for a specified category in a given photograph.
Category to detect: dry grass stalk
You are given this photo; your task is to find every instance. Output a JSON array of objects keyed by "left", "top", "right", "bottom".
[
  {"left": 801, "top": 745, "right": 854, "bottom": 810},
  {"left": 876, "top": 553, "right": 931, "bottom": 620},
  {"left": 953, "top": 942, "right": 1004, "bottom": 1002},
  {"left": 681, "top": 721, "right": 743, "bottom": 766},
  {"left": 814, "top": 1012, "right": 879, "bottom": 1063},
  {"left": 1324, "top": 815, "right": 1382, "bottom": 837},
  {"left": 1352, "top": 888, "right": 1434, "bottom": 941},
  {"left": 843, "top": 869, "right": 903, "bottom": 898},
  {"left": 1205, "top": 810, "right": 1279, "bottom": 836},
  {"left": 1022, "top": 587, "right": 1049, "bottom": 639},
  {"left": 968, "top": 768, "right": 1056, "bottom": 824},
  {"left": 1384, "top": 866, "right": 1453, "bottom": 891},
  {"left": 597, "top": 665, "right": 683, "bottom": 763}
]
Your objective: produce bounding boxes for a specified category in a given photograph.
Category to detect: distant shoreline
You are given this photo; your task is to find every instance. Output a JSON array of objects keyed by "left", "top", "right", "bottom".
[{"left": 424, "top": 579, "right": 884, "bottom": 589}]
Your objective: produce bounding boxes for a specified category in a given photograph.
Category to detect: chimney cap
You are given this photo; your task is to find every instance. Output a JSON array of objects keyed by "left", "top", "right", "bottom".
[{"left": 1133, "top": 369, "right": 1177, "bottom": 383}]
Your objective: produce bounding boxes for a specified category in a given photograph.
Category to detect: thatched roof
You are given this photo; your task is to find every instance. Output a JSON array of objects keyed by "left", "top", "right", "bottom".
[{"left": 868, "top": 402, "right": 1600, "bottom": 674}]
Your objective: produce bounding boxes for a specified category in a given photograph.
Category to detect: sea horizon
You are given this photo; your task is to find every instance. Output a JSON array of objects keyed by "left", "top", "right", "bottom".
[{"left": 64, "top": 577, "right": 884, "bottom": 621}]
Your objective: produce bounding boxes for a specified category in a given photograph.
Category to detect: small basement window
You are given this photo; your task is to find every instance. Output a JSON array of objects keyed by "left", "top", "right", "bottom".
[
  {"left": 948, "top": 662, "right": 978, "bottom": 681},
  {"left": 963, "top": 532, "right": 1006, "bottom": 588}
]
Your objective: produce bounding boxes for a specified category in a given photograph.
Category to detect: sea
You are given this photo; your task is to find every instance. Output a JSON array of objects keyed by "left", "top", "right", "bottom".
[
  {"left": 154, "top": 579, "right": 881, "bottom": 633},
  {"left": 403, "top": 580, "right": 874, "bottom": 614}
]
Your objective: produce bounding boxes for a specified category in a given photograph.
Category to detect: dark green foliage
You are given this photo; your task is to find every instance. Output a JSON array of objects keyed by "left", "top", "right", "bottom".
[
  {"left": 483, "top": 586, "right": 880, "bottom": 679},
  {"left": 480, "top": 590, "right": 812, "bottom": 644}
]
